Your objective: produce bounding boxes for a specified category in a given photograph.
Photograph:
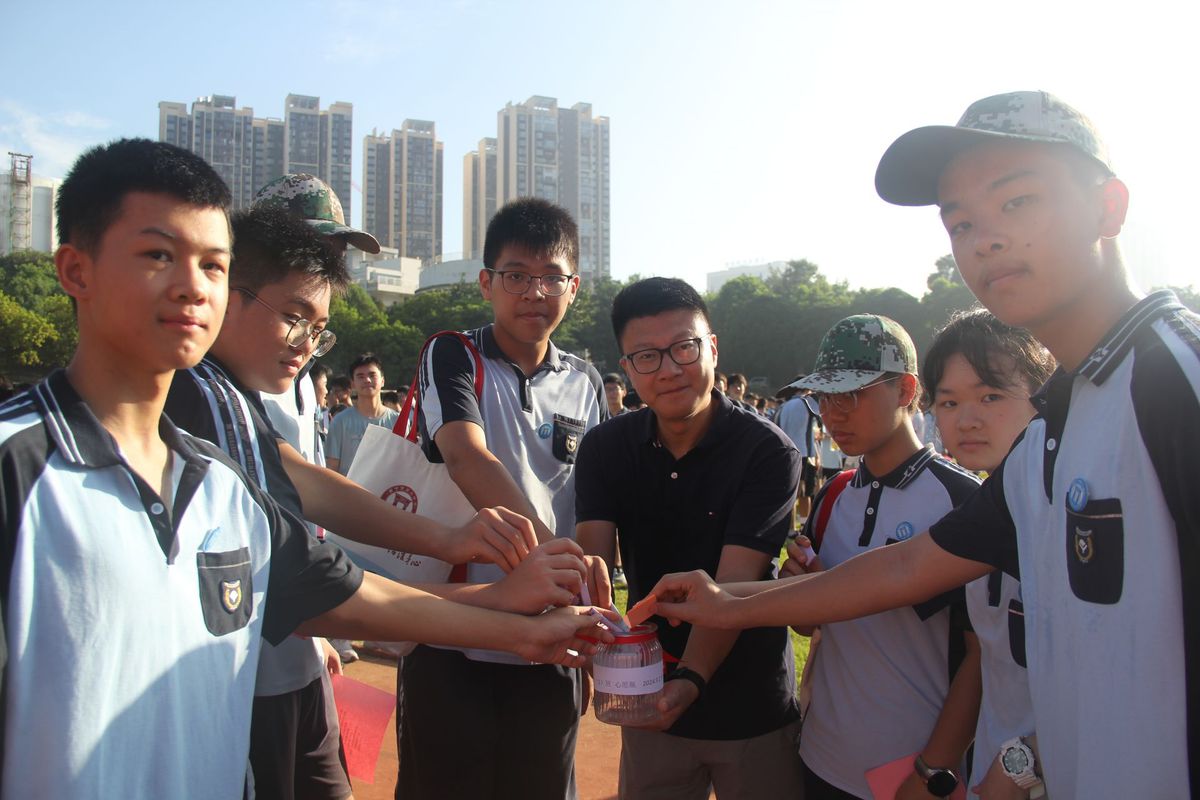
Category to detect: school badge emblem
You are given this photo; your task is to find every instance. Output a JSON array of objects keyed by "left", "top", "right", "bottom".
[
  {"left": 1074, "top": 527, "right": 1094, "bottom": 563},
  {"left": 895, "top": 522, "right": 915, "bottom": 541},
  {"left": 382, "top": 484, "right": 418, "bottom": 513},
  {"left": 1067, "top": 478, "right": 1090, "bottom": 512},
  {"left": 566, "top": 432, "right": 578, "bottom": 453},
  {"left": 538, "top": 423, "right": 553, "bottom": 439},
  {"left": 221, "top": 579, "right": 243, "bottom": 613}
]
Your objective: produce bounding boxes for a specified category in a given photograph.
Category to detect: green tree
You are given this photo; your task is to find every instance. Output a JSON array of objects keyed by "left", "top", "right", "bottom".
[{"left": 0, "top": 290, "right": 58, "bottom": 375}]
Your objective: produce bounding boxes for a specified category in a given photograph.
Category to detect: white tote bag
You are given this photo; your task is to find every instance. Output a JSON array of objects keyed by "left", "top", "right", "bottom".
[{"left": 327, "top": 332, "right": 483, "bottom": 653}]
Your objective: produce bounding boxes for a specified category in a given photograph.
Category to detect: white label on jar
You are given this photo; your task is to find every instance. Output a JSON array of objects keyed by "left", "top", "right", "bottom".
[{"left": 593, "top": 663, "right": 664, "bottom": 696}]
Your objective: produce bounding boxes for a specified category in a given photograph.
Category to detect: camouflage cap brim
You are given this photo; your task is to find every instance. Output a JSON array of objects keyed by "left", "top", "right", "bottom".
[
  {"left": 308, "top": 220, "right": 382, "bottom": 254},
  {"left": 876, "top": 90, "right": 1112, "bottom": 207},
  {"left": 875, "top": 125, "right": 1074, "bottom": 207},
  {"left": 786, "top": 369, "right": 888, "bottom": 395}
]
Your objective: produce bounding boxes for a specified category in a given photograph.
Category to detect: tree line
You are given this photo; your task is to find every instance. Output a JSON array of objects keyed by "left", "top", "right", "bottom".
[{"left": 4, "top": 250, "right": 1197, "bottom": 393}]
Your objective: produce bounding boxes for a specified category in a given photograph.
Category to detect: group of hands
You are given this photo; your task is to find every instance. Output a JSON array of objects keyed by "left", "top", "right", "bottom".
[{"left": 418, "top": 513, "right": 828, "bottom": 732}]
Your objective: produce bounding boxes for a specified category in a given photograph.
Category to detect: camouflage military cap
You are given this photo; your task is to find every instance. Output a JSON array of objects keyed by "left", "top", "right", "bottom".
[
  {"left": 875, "top": 90, "right": 1113, "bottom": 206},
  {"left": 786, "top": 314, "right": 918, "bottom": 394},
  {"left": 252, "top": 173, "right": 381, "bottom": 253}
]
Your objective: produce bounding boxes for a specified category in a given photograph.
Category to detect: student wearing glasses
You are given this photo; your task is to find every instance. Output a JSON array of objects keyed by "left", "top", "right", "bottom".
[
  {"left": 781, "top": 315, "right": 982, "bottom": 800},
  {"left": 575, "top": 277, "right": 804, "bottom": 799},
  {"left": 403, "top": 197, "right": 608, "bottom": 800}
]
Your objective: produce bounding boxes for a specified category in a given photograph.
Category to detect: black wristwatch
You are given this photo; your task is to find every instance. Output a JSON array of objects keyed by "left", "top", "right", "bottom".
[
  {"left": 665, "top": 667, "right": 707, "bottom": 698},
  {"left": 913, "top": 754, "right": 959, "bottom": 798}
]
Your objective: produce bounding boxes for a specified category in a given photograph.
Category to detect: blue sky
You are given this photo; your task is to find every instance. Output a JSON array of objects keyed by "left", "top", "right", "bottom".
[{"left": 3, "top": 0, "right": 1194, "bottom": 297}]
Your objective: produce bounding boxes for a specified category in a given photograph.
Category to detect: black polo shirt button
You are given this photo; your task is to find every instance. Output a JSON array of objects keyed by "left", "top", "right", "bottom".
[
  {"left": 1046, "top": 438, "right": 1057, "bottom": 451},
  {"left": 670, "top": 472, "right": 679, "bottom": 479},
  {"left": 872, "top": 481, "right": 880, "bottom": 489},
  {"left": 866, "top": 507, "right": 875, "bottom": 515},
  {"left": 150, "top": 502, "right": 165, "bottom": 515}
]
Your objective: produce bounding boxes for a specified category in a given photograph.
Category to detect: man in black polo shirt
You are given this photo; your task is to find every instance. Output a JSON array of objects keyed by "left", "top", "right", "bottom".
[{"left": 576, "top": 277, "right": 803, "bottom": 798}]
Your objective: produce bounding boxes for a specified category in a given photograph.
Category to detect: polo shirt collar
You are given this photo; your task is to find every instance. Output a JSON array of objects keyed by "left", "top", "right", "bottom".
[
  {"left": 1076, "top": 289, "right": 1184, "bottom": 385},
  {"left": 1030, "top": 289, "right": 1185, "bottom": 420},
  {"left": 199, "top": 355, "right": 268, "bottom": 416},
  {"left": 479, "top": 323, "right": 565, "bottom": 374},
  {"left": 853, "top": 445, "right": 938, "bottom": 490},
  {"left": 640, "top": 389, "right": 733, "bottom": 450},
  {"left": 34, "top": 369, "right": 207, "bottom": 470}
]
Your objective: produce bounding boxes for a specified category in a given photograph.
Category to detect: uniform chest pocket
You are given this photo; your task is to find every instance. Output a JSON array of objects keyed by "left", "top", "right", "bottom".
[
  {"left": 197, "top": 547, "right": 253, "bottom": 636},
  {"left": 1065, "top": 497, "right": 1123, "bottom": 605},
  {"left": 552, "top": 414, "right": 585, "bottom": 464}
]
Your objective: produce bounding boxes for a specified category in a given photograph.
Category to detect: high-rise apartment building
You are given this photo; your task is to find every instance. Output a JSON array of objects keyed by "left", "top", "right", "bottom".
[
  {"left": 462, "top": 138, "right": 496, "bottom": 261},
  {"left": 361, "top": 121, "right": 443, "bottom": 262},
  {"left": 158, "top": 94, "right": 352, "bottom": 212},
  {"left": 467, "top": 96, "right": 609, "bottom": 282}
]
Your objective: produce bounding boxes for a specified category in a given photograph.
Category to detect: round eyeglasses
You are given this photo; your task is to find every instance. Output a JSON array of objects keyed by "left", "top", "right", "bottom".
[
  {"left": 485, "top": 269, "right": 576, "bottom": 297},
  {"left": 803, "top": 376, "right": 901, "bottom": 415},
  {"left": 233, "top": 287, "right": 337, "bottom": 357},
  {"left": 622, "top": 336, "right": 708, "bottom": 375}
]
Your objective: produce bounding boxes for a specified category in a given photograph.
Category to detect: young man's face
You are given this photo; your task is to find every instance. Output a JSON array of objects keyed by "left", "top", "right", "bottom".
[
  {"left": 932, "top": 352, "right": 1036, "bottom": 473},
  {"left": 211, "top": 272, "right": 333, "bottom": 394},
  {"left": 728, "top": 379, "right": 747, "bottom": 400},
  {"left": 816, "top": 376, "right": 913, "bottom": 458},
  {"left": 937, "top": 140, "right": 1116, "bottom": 332},
  {"left": 58, "top": 191, "right": 231, "bottom": 374},
  {"left": 312, "top": 372, "right": 329, "bottom": 408},
  {"left": 619, "top": 309, "right": 718, "bottom": 425},
  {"left": 352, "top": 364, "right": 384, "bottom": 399},
  {"left": 604, "top": 381, "right": 626, "bottom": 415},
  {"left": 480, "top": 244, "right": 579, "bottom": 350}
]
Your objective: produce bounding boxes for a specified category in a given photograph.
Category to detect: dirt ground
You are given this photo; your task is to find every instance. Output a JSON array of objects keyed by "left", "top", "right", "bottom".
[{"left": 342, "top": 653, "right": 624, "bottom": 800}]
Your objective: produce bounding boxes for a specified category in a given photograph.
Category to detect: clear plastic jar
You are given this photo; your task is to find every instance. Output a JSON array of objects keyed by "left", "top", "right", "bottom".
[{"left": 593, "top": 624, "right": 663, "bottom": 725}]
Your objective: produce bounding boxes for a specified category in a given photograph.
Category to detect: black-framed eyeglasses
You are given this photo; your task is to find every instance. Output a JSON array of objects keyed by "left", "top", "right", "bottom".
[
  {"left": 803, "top": 376, "right": 901, "bottom": 416},
  {"left": 485, "top": 269, "right": 576, "bottom": 297},
  {"left": 622, "top": 336, "right": 709, "bottom": 375},
  {"left": 232, "top": 287, "right": 337, "bottom": 357}
]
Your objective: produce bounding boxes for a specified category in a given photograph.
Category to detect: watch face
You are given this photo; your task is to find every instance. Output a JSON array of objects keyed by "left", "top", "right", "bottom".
[
  {"left": 1002, "top": 747, "right": 1030, "bottom": 773},
  {"left": 927, "top": 770, "right": 959, "bottom": 797}
]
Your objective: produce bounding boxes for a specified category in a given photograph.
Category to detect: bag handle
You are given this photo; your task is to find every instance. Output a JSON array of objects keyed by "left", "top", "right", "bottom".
[{"left": 397, "top": 331, "right": 485, "bottom": 443}]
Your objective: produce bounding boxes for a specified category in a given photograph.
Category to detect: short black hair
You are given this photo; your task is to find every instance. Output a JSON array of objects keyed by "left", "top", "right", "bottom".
[
  {"left": 611, "top": 277, "right": 711, "bottom": 347},
  {"left": 56, "top": 138, "right": 231, "bottom": 254},
  {"left": 482, "top": 198, "right": 579, "bottom": 272},
  {"left": 309, "top": 362, "right": 333, "bottom": 382},
  {"left": 229, "top": 206, "right": 348, "bottom": 294},
  {"left": 603, "top": 372, "right": 625, "bottom": 389},
  {"left": 329, "top": 375, "right": 351, "bottom": 392},
  {"left": 923, "top": 308, "right": 1056, "bottom": 408},
  {"left": 729, "top": 373, "right": 748, "bottom": 388},
  {"left": 349, "top": 353, "right": 384, "bottom": 376}
]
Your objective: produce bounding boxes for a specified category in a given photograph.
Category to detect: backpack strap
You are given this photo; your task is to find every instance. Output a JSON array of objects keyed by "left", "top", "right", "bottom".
[
  {"left": 397, "top": 331, "right": 485, "bottom": 442},
  {"left": 812, "top": 469, "right": 855, "bottom": 550},
  {"left": 396, "top": 331, "right": 487, "bottom": 583}
]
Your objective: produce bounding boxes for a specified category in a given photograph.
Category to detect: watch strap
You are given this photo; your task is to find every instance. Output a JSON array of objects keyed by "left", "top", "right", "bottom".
[{"left": 665, "top": 666, "right": 706, "bottom": 698}]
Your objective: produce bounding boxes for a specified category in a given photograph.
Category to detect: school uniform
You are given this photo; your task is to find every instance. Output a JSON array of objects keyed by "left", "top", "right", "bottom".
[
  {"left": 0, "top": 370, "right": 362, "bottom": 799},
  {"left": 397, "top": 324, "right": 605, "bottom": 800},
  {"left": 800, "top": 447, "right": 979, "bottom": 798},
  {"left": 166, "top": 357, "right": 352, "bottom": 798},
  {"left": 930, "top": 291, "right": 1200, "bottom": 797}
]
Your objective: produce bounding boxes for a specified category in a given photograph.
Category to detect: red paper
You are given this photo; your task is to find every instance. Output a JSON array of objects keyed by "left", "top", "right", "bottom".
[
  {"left": 865, "top": 752, "right": 967, "bottom": 800},
  {"left": 330, "top": 674, "right": 396, "bottom": 784},
  {"left": 626, "top": 594, "right": 658, "bottom": 626}
]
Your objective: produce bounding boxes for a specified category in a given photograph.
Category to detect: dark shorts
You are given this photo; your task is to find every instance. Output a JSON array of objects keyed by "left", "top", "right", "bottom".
[
  {"left": 800, "top": 459, "right": 818, "bottom": 497},
  {"left": 249, "top": 674, "right": 351, "bottom": 800},
  {"left": 396, "top": 645, "right": 580, "bottom": 800}
]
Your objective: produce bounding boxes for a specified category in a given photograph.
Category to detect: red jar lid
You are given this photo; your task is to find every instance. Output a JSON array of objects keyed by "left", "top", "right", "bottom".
[{"left": 610, "top": 623, "right": 658, "bottom": 645}]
